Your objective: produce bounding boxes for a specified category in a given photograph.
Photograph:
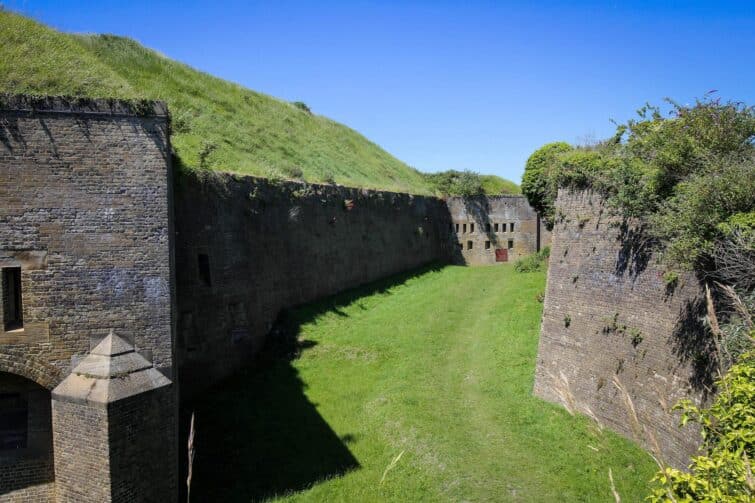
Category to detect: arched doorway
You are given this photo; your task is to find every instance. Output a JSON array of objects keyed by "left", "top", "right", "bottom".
[{"left": 0, "top": 372, "right": 54, "bottom": 501}]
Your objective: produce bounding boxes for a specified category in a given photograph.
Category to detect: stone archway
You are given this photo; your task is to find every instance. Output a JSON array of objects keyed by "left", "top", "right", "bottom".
[
  {"left": 0, "top": 350, "right": 62, "bottom": 390},
  {"left": 0, "top": 371, "right": 56, "bottom": 502}
]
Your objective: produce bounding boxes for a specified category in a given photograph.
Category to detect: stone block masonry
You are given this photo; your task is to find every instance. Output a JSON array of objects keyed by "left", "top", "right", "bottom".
[
  {"left": 533, "top": 189, "right": 712, "bottom": 469},
  {"left": 52, "top": 333, "right": 176, "bottom": 502},
  {"left": 0, "top": 93, "right": 550, "bottom": 501},
  {"left": 0, "top": 95, "right": 174, "bottom": 378},
  {"left": 174, "top": 171, "right": 454, "bottom": 397},
  {"left": 446, "top": 195, "right": 550, "bottom": 266}
]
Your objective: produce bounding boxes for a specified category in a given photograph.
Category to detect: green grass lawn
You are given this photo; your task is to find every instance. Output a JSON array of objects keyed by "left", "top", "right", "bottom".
[{"left": 190, "top": 264, "right": 656, "bottom": 502}]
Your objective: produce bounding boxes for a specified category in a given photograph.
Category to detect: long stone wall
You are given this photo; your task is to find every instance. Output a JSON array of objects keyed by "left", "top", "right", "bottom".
[
  {"left": 533, "top": 189, "right": 713, "bottom": 469},
  {"left": 174, "top": 172, "right": 453, "bottom": 397}
]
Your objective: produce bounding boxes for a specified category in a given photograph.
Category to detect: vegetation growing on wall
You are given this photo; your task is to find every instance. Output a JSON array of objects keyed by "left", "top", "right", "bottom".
[
  {"left": 522, "top": 97, "right": 755, "bottom": 276},
  {"left": 520, "top": 142, "right": 573, "bottom": 228},
  {"left": 649, "top": 350, "right": 755, "bottom": 502},
  {"left": 523, "top": 97, "right": 755, "bottom": 501}
]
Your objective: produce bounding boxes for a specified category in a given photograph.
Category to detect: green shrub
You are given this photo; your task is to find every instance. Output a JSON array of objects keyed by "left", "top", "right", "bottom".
[
  {"left": 521, "top": 97, "right": 755, "bottom": 273},
  {"left": 520, "top": 97, "right": 755, "bottom": 500},
  {"left": 292, "top": 101, "right": 312, "bottom": 114},
  {"left": 521, "top": 142, "right": 572, "bottom": 229},
  {"left": 424, "top": 170, "right": 484, "bottom": 196},
  {"left": 648, "top": 350, "right": 755, "bottom": 502},
  {"left": 514, "top": 247, "right": 550, "bottom": 273}
]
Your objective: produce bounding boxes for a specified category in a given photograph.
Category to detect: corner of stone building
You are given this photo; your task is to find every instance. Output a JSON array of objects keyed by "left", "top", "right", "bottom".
[{"left": 51, "top": 332, "right": 177, "bottom": 502}]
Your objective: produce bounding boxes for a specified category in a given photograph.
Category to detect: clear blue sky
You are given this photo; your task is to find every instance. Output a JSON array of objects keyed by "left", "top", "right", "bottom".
[{"left": 7, "top": 0, "right": 755, "bottom": 183}]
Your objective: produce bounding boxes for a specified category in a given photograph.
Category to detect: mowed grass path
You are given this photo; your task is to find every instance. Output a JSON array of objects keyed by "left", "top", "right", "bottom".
[{"left": 192, "top": 265, "right": 656, "bottom": 502}]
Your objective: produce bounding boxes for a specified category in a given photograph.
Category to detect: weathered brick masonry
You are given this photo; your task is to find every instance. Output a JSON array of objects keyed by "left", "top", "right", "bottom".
[
  {"left": 174, "top": 172, "right": 454, "bottom": 397},
  {"left": 0, "top": 96, "right": 176, "bottom": 502},
  {"left": 446, "top": 195, "right": 550, "bottom": 265},
  {"left": 0, "top": 93, "right": 570, "bottom": 501},
  {"left": 533, "top": 189, "right": 711, "bottom": 469}
]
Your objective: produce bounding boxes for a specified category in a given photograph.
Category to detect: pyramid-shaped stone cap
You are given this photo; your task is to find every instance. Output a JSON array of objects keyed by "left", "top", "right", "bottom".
[
  {"left": 52, "top": 331, "right": 172, "bottom": 407},
  {"left": 91, "top": 331, "right": 136, "bottom": 357}
]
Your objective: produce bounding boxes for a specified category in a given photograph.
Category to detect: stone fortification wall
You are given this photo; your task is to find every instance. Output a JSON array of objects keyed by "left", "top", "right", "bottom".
[
  {"left": 446, "top": 195, "right": 549, "bottom": 265},
  {"left": 0, "top": 95, "right": 176, "bottom": 502},
  {"left": 0, "top": 95, "right": 174, "bottom": 379},
  {"left": 174, "top": 172, "right": 453, "bottom": 397},
  {"left": 533, "top": 189, "right": 712, "bottom": 469}
]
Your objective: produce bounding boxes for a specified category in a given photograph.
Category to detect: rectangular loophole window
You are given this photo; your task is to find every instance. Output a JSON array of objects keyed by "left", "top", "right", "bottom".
[
  {"left": 197, "top": 254, "right": 212, "bottom": 287},
  {"left": 467, "top": 241, "right": 473, "bottom": 250},
  {"left": 2, "top": 267, "right": 23, "bottom": 331},
  {"left": 470, "top": 223, "right": 475, "bottom": 233},
  {"left": 0, "top": 393, "right": 27, "bottom": 450},
  {"left": 486, "top": 223, "right": 491, "bottom": 232},
  {"left": 485, "top": 241, "right": 491, "bottom": 249},
  {"left": 510, "top": 222, "right": 515, "bottom": 232},
  {"left": 455, "top": 223, "right": 459, "bottom": 233},
  {"left": 494, "top": 223, "right": 499, "bottom": 232},
  {"left": 462, "top": 224, "right": 467, "bottom": 234},
  {"left": 508, "top": 239, "right": 514, "bottom": 250}
]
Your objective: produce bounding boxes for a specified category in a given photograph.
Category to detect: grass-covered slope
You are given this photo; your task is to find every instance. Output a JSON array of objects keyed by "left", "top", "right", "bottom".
[
  {"left": 192, "top": 265, "right": 655, "bottom": 502},
  {"left": 481, "top": 174, "right": 521, "bottom": 195},
  {"left": 0, "top": 11, "right": 446, "bottom": 193}
]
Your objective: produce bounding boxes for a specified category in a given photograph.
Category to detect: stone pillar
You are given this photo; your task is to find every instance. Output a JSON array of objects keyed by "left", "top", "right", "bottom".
[{"left": 51, "top": 332, "right": 177, "bottom": 502}]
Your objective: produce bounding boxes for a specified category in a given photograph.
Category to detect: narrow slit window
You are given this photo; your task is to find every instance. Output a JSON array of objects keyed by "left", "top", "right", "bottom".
[
  {"left": 485, "top": 241, "right": 491, "bottom": 249},
  {"left": 510, "top": 222, "right": 515, "bottom": 232},
  {"left": 470, "top": 223, "right": 475, "bottom": 233},
  {"left": 197, "top": 254, "right": 212, "bottom": 287},
  {"left": 494, "top": 223, "right": 499, "bottom": 232},
  {"left": 2, "top": 267, "right": 23, "bottom": 331},
  {"left": 462, "top": 224, "right": 467, "bottom": 234},
  {"left": 467, "top": 241, "right": 473, "bottom": 250},
  {"left": 508, "top": 239, "right": 514, "bottom": 250},
  {"left": 486, "top": 223, "right": 491, "bottom": 232},
  {"left": 0, "top": 393, "right": 27, "bottom": 450}
]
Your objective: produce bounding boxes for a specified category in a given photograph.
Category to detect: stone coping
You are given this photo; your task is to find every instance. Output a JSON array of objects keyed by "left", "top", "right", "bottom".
[{"left": 0, "top": 94, "right": 168, "bottom": 117}]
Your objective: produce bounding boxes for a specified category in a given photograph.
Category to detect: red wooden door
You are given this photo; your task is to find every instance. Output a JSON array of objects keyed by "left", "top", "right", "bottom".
[{"left": 495, "top": 248, "right": 508, "bottom": 262}]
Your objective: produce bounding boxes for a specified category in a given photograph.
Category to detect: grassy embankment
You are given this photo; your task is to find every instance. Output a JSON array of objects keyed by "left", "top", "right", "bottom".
[
  {"left": 0, "top": 11, "right": 516, "bottom": 196},
  {"left": 190, "top": 264, "right": 656, "bottom": 502}
]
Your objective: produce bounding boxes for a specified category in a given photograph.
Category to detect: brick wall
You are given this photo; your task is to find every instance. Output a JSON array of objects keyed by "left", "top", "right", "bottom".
[
  {"left": 0, "top": 95, "right": 174, "bottom": 379},
  {"left": 533, "top": 189, "right": 712, "bottom": 469},
  {"left": 0, "top": 95, "right": 175, "bottom": 502},
  {"left": 0, "top": 374, "right": 54, "bottom": 502},
  {"left": 174, "top": 171, "right": 453, "bottom": 397},
  {"left": 446, "top": 195, "right": 549, "bottom": 265},
  {"left": 51, "top": 400, "right": 111, "bottom": 502}
]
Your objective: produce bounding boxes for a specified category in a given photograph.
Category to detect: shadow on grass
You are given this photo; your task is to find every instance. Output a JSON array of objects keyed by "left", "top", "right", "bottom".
[{"left": 181, "top": 262, "right": 446, "bottom": 502}]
